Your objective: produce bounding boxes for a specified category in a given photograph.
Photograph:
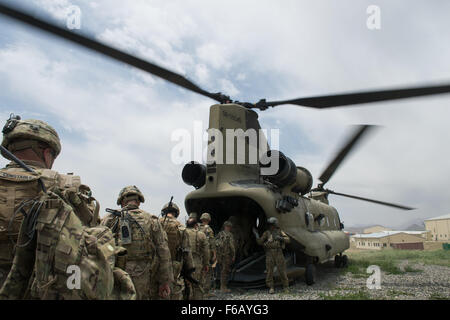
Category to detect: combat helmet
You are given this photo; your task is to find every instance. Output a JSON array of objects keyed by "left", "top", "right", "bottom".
[
  {"left": 161, "top": 201, "right": 180, "bottom": 217},
  {"left": 267, "top": 217, "right": 279, "bottom": 227},
  {"left": 200, "top": 212, "right": 211, "bottom": 222},
  {"left": 223, "top": 220, "right": 233, "bottom": 228},
  {"left": 117, "top": 185, "right": 145, "bottom": 205},
  {"left": 1, "top": 114, "right": 61, "bottom": 160},
  {"left": 189, "top": 212, "right": 198, "bottom": 220}
]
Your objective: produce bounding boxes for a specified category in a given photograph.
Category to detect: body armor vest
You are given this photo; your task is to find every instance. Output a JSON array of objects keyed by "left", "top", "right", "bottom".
[
  {"left": 106, "top": 209, "right": 156, "bottom": 262},
  {"left": 160, "top": 217, "right": 182, "bottom": 262},
  {"left": 0, "top": 165, "right": 78, "bottom": 264}
]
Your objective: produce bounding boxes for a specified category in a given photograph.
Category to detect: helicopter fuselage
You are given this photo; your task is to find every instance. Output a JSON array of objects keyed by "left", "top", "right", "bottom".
[
  {"left": 185, "top": 178, "right": 350, "bottom": 265},
  {"left": 182, "top": 103, "right": 349, "bottom": 282}
]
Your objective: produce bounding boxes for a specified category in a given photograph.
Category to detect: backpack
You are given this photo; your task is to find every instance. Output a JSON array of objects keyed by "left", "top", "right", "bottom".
[
  {"left": 9, "top": 190, "right": 135, "bottom": 300},
  {"left": 160, "top": 217, "right": 182, "bottom": 261},
  {"left": 0, "top": 167, "right": 82, "bottom": 260}
]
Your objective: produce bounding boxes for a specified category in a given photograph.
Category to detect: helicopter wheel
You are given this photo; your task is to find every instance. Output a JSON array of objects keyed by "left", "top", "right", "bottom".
[
  {"left": 341, "top": 255, "right": 348, "bottom": 267},
  {"left": 305, "top": 264, "right": 316, "bottom": 285},
  {"left": 334, "top": 255, "right": 343, "bottom": 268}
]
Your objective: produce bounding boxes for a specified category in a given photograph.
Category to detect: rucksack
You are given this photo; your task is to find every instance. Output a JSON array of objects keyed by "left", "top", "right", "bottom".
[
  {"left": 160, "top": 217, "right": 182, "bottom": 262},
  {"left": 8, "top": 190, "right": 135, "bottom": 300}
]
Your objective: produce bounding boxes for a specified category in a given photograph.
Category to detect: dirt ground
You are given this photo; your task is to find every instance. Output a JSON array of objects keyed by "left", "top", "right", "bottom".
[{"left": 209, "top": 250, "right": 450, "bottom": 300}]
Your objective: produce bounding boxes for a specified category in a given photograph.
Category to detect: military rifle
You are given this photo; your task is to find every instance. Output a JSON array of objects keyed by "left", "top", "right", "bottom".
[
  {"left": 0, "top": 144, "right": 46, "bottom": 193},
  {"left": 162, "top": 195, "right": 174, "bottom": 224}
]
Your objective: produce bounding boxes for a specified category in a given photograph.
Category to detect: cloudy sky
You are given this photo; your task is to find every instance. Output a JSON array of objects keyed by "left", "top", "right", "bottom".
[{"left": 0, "top": 0, "right": 449, "bottom": 228}]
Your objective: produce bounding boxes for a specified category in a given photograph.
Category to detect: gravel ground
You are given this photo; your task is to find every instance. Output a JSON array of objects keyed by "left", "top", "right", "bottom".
[{"left": 208, "top": 260, "right": 450, "bottom": 300}]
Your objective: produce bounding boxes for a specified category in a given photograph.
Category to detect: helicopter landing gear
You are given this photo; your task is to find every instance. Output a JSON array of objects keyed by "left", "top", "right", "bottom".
[
  {"left": 334, "top": 254, "right": 348, "bottom": 268},
  {"left": 305, "top": 263, "right": 316, "bottom": 285},
  {"left": 334, "top": 255, "right": 342, "bottom": 268},
  {"left": 341, "top": 255, "right": 348, "bottom": 267}
]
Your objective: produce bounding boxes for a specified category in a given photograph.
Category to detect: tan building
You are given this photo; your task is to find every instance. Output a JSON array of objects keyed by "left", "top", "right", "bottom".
[
  {"left": 424, "top": 214, "right": 450, "bottom": 242},
  {"left": 363, "top": 225, "right": 392, "bottom": 234},
  {"left": 351, "top": 231, "right": 427, "bottom": 250}
]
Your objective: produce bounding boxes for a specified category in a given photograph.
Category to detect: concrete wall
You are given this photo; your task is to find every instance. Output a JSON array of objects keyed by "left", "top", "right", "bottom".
[
  {"left": 425, "top": 218, "right": 450, "bottom": 242},
  {"left": 352, "top": 233, "right": 425, "bottom": 250},
  {"left": 424, "top": 241, "right": 447, "bottom": 251}
]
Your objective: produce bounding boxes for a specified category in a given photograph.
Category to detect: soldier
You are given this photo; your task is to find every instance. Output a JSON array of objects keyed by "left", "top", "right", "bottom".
[
  {"left": 159, "top": 200, "right": 194, "bottom": 300},
  {"left": 185, "top": 217, "right": 209, "bottom": 300},
  {"left": 198, "top": 212, "right": 216, "bottom": 296},
  {"left": 188, "top": 212, "right": 199, "bottom": 227},
  {"left": 101, "top": 186, "right": 173, "bottom": 300},
  {"left": 79, "top": 184, "right": 101, "bottom": 227},
  {"left": 0, "top": 115, "right": 133, "bottom": 300},
  {"left": 254, "top": 217, "right": 290, "bottom": 294},
  {"left": 216, "top": 220, "right": 235, "bottom": 293}
]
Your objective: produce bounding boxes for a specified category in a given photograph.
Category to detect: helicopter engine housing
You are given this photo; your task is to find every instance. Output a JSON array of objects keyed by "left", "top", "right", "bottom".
[
  {"left": 182, "top": 161, "right": 206, "bottom": 189},
  {"left": 289, "top": 166, "right": 313, "bottom": 195},
  {"left": 260, "top": 150, "right": 297, "bottom": 188}
]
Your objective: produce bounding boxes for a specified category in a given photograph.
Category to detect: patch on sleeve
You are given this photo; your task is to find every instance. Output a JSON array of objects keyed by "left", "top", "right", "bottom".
[{"left": 0, "top": 171, "right": 39, "bottom": 182}]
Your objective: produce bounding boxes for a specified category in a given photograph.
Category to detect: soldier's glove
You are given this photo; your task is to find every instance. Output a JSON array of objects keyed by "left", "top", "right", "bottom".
[
  {"left": 63, "top": 189, "right": 94, "bottom": 226},
  {"left": 64, "top": 189, "right": 83, "bottom": 207},
  {"left": 275, "top": 236, "right": 285, "bottom": 242}
]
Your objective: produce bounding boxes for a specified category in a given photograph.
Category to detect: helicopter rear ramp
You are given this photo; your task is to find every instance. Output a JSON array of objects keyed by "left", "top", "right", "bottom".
[{"left": 225, "top": 252, "right": 304, "bottom": 288}]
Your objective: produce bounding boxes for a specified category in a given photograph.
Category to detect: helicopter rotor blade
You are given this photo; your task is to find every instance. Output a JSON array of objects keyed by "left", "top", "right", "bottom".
[
  {"left": 326, "top": 190, "right": 414, "bottom": 210},
  {"left": 3, "top": 3, "right": 450, "bottom": 111},
  {"left": 318, "top": 125, "right": 375, "bottom": 186},
  {"left": 263, "top": 84, "right": 450, "bottom": 109},
  {"left": 0, "top": 3, "right": 229, "bottom": 104}
]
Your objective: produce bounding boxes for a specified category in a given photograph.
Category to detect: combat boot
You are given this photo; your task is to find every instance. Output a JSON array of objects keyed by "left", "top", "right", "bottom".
[
  {"left": 221, "top": 284, "right": 231, "bottom": 293},
  {"left": 269, "top": 287, "right": 275, "bottom": 294}
]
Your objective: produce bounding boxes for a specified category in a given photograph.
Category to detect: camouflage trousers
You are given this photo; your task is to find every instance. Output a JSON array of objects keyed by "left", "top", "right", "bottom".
[
  {"left": 0, "top": 264, "right": 10, "bottom": 289},
  {"left": 170, "top": 261, "right": 184, "bottom": 300},
  {"left": 218, "top": 254, "right": 233, "bottom": 287},
  {"left": 187, "top": 258, "right": 204, "bottom": 300},
  {"left": 125, "top": 260, "right": 154, "bottom": 300},
  {"left": 111, "top": 268, "right": 137, "bottom": 300},
  {"left": 201, "top": 264, "right": 214, "bottom": 294},
  {"left": 265, "top": 249, "right": 288, "bottom": 289}
]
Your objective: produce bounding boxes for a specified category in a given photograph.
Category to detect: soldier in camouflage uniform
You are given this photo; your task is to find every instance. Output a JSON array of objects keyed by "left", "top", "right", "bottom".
[
  {"left": 0, "top": 115, "right": 134, "bottom": 300},
  {"left": 188, "top": 212, "right": 199, "bottom": 227},
  {"left": 159, "top": 201, "right": 194, "bottom": 300},
  {"left": 255, "top": 217, "right": 290, "bottom": 294},
  {"left": 101, "top": 186, "right": 173, "bottom": 300},
  {"left": 198, "top": 212, "right": 216, "bottom": 296},
  {"left": 79, "top": 184, "right": 101, "bottom": 227},
  {"left": 185, "top": 217, "right": 209, "bottom": 300},
  {"left": 216, "top": 220, "right": 235, "bottom": 293}
]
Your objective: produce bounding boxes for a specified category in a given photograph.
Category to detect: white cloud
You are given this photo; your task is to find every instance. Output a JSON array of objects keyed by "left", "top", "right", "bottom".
[
  {"left": 1, "top": 0, "right": 450, "bottom": 228},
  {"left": 33, "top": 0, "right": 74, "bottom": 20}
]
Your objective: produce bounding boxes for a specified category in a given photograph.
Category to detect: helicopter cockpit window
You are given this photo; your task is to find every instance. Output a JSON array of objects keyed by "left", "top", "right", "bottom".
[
  {"left": 318, "top": 216, "right": 326, "bottom": 227},
  {"left": 305, "top": 212, "right": 314, "bottom": 231}
]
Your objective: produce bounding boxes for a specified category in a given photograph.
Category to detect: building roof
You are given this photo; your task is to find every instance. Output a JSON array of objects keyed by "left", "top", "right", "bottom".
[
  {"left": 424, "top": 213, "right": 450, "bottom": 221},
  {"left": 351, "top": 230, "right": 427, "bottom": 239}
]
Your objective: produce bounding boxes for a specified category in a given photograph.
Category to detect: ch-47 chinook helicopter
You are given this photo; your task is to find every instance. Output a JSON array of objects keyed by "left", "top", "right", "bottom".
[{"left": 1, "top": 3, "right": 450, "bottom": 287}]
